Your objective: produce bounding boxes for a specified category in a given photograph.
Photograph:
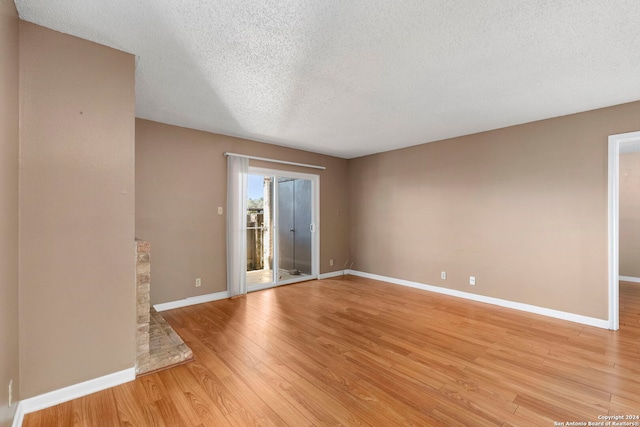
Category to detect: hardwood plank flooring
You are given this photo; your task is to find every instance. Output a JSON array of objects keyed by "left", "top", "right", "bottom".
[{"left": 23, "top": 277, "right": 640, "bottom": 426}]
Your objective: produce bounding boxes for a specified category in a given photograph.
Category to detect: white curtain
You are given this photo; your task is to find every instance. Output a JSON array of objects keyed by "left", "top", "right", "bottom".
[{"left": 226, "top": 155, "right": 248, "bottom": 297}]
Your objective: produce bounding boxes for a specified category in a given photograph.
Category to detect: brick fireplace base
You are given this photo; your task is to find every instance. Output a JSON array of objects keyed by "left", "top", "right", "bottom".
[
  {"left": 137, "top": 308, "right": 193, "bottom": 375},
  {"left": 135, "top": 239, "right": 192, "bottom": 376}
]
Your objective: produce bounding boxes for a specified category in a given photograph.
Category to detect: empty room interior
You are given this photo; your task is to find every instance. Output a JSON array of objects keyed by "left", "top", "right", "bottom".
[{"left": 2, "top": 1, "right": 640, "bottom": 426}]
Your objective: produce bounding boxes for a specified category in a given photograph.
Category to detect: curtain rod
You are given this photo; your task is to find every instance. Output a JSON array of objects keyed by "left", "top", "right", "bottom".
[{"left": 223, "top": 152, "right": 326, "bottom": 170}]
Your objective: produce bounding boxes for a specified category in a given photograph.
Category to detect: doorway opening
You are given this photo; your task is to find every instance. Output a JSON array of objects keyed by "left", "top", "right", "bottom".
[
  {"left": 608, "top": 130, "right": 640, "bottom": 330},
  {"left": 245, "top": 168, "right": 319, "bottom": 291}
]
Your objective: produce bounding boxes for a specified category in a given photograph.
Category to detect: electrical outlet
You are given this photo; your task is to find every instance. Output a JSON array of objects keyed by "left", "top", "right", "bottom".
[
  {"left": 8, "top": 380, "right": 12, "bottom": 408},
  {"left": 330, "top": 259, "right": 334, "bottom": 266},
  {"left": 217, "top": 207, "right": 223, "bottom": 215},
  {"left": 195, "top": 278, "right": 202, "bottom": 287},
  {"left": 441, "top": 271, "right": 446, "bottom": 280},
  {"left": 469, "top": 276, "right": 476, "bottom": 286}
]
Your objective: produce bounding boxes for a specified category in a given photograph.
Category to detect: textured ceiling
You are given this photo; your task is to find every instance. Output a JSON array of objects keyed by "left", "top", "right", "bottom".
[{"left": 14, "top": 0, "right": 640, "bottom": 159}]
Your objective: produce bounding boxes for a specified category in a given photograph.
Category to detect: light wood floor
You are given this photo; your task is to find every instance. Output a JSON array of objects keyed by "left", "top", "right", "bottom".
[{"left": 24, "top": 277, "right": 640, "bottom": 426}]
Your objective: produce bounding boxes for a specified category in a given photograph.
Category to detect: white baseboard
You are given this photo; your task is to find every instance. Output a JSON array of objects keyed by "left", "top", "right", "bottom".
[
  {"left": 620, "top": 276, "right": 640, "bottom": 284},
  {"left": 155, "top": 272, "right": 348, "bottom": 311},
  {"left": 15, "top": 367, "right": 135, "bottom": 423},
  {"left": 154, "top": 290, "right": 230, "bottom": 312},
  {"left": 11, "top": 402, "right": 24, "bottom": 427},
  {"left": 318, "top": 270, "right": 347, "bottom": 279},
  {"left": 156, "top": 275, "right": 348, "bottom": 310},
  {"left": 349, "top": 270, "right": 610, "bottom": 330}
]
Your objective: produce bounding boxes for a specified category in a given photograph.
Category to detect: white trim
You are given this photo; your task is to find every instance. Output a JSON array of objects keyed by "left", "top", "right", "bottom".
[
  {"left": 608, "top": 135, "right": 620, "bottom": 331},
  {"left": 608, "top": 131, "right": 640, "bottom": 330},
  {"left": 318, "top": 270, "right": 345, "bottom": 279},
  {"left": 154, "top": 290, "right": 230, "bottom": 312},
  {"left": 620, "top": 276, "right": 640, "bottom": 284},
  {"left": 17, "top": 368, "right": 135, "bottom": 418},
  {"left": 224, "top": 152, "right": 326, "bottom": 170},
  {"left": 11, "top": 402, "right": 24, "bottom": 427},
  {"left": 349, "top": 270, "right": 610, "bottom": 329}
]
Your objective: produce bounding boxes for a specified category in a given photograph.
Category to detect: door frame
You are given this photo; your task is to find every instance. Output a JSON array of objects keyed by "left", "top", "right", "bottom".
[
  {"left": 247, "top": 166, "right": 320, "bottom": 292},
  {"left": 608, "top": 130, "right": 640, "bottom": 330}
]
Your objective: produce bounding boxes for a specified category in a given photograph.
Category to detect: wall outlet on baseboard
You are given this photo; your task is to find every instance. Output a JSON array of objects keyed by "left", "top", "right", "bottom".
[
  {"left": 195, "top": 278, "right": 202, "bottom": 287},
  {"left": 330, "top": 259, "right": 334, "bottom": 266},
  {"left": 8, "top": 379, "right": 12, "bottom": 408},
  {"left": 441, "top": 271, "right": 446, "bottom": 280},
  {"left": 469, "top": 276, "right": 476, "bottom": 286}
]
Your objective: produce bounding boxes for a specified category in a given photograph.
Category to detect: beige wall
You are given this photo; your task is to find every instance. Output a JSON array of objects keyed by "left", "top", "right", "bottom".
[
  {"left": 349, "top": 101, "right": 640, "bottom": 320},
  {"left": 136, "top": 119, "right": 350, "bottom": 305},
  {"left": 0, "top": 1, "right": 19, "bottom": 425},
  {"left": 620, "top": 152, "right": 640, "bottom": 278},
  {"left": 19, "top": 22, "right": 136, "bottom": 398}
]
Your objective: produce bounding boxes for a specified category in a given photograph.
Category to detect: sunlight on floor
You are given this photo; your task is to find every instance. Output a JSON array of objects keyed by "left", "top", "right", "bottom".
[{"left": 247, "top": 268, "right": 307, "bottom": 286}]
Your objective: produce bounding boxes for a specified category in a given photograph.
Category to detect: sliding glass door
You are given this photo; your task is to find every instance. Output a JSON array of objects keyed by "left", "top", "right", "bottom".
[
  {"left": 246, "top": 168, "right": 319, "bottom": 290},
  {"left": 278, "top": 177, "right": 312, "bottom": 277}
]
